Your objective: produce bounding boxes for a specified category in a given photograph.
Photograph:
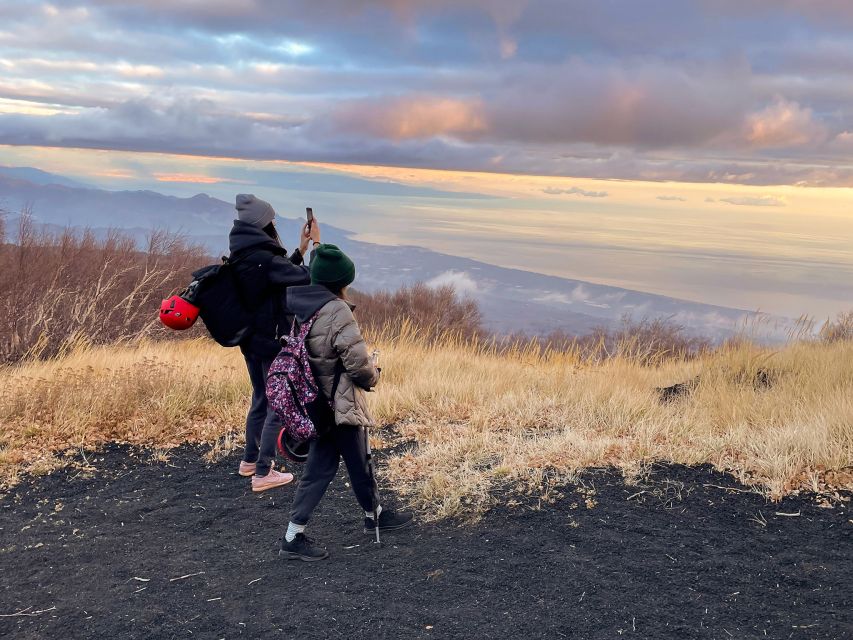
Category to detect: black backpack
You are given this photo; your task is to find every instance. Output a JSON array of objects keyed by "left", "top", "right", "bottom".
[{"left": 186, "top": 250, "right": 269, "bottom": 347}]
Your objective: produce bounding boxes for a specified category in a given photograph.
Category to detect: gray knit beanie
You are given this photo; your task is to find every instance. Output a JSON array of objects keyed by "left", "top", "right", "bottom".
[{"left": 235, "top": 194, "right": 275, "bottom": 228}]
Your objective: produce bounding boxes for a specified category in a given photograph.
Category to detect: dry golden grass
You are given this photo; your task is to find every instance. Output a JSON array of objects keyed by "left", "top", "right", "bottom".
[
  {"left": 0, "top": 339, "right": 248, "bottom": 485},
  {"left": 1, "top": 332, "right": 851, "bottom": 517},
  {"left": 377, "top": 333, "right": 853, "bottom": 516}
]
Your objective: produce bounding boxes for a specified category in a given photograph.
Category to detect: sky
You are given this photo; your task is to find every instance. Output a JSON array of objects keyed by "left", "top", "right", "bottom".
[{"left": 0, "top": 1, "right": 852, "bottom": 318}]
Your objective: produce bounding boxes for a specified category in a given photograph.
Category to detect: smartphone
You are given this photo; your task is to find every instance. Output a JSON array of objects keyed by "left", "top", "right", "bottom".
[{"left": 306, "top": 207, "right": 314, "bottom": 229}]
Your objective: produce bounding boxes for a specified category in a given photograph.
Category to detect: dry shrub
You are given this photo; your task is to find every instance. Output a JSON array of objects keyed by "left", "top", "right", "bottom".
[
  {"left": 522, "top": 316, "right": 711, "bottom": 365},
  {"left": 0, "top": 214, "right": 481, "bottom": 362},
  {"left": 0, "top": 211, "right": 208, "bottom": 363},
  {"left": 350, "top": 283, "right": 483, "bottom": 342},
  {"left": 820, "top": 310, "right": 853, "bottom": 343}
]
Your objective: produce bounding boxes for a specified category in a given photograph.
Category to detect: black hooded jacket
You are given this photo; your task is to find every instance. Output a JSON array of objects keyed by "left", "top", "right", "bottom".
[
  {"left": 285, "top": 284, "right": 339, "bottom": 324},
  {"left": 228, "top": 220, "right": 311, "bottom": 357}
]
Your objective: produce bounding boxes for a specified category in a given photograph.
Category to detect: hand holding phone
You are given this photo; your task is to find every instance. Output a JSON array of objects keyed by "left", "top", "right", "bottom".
[
  {"left": 298, "top": 208, "right": 314, "bottom": 254},
  {"left": 306, "top": 207, "right": 321, "bottom": 244}
]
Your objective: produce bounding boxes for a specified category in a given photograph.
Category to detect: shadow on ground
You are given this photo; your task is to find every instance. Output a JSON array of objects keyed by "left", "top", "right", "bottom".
[{"left": 0, "top": 444, "right": 850, "bottom": 639}]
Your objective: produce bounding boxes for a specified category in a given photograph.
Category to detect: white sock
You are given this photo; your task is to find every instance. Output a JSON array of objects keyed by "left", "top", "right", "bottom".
[
  {"left": 365, "top": 504, "right": 382, "bottom": 519},
  {"left": 285, "top": 521, "right": 306, "bottom": 542}
]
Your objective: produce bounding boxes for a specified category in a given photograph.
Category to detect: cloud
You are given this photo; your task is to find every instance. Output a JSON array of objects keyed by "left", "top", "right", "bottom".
[
  {"left": 828, "top": 131, "right": 853, "bottom": 151},
  {"left": 713, "top": 0, "right": 853, "bottom": 26},
  {"left": 535, "top": 285, "right": 590, "bottom": 304},
  {"left": 330, "top": 95, "right": 486, "bottom": 141},
  {"left": 745, "top": 99, "right": 827, "bottom": 149},
  {"left": 426, "top": 270, "right": 479, "bottom": 295},
  {"left": 479, "top": 59, "right": 752, "bottom": 149},
  {"left": 0, "top": 93, "right": 302, "bottom": 156},
  {"left": 670, "top": 309, "right": 740, "bottom": 332},
  {"left": 533, "top": 292, "right": 573, "bottom": 304},
  {"left": 720, "top": 196, "right": 786, "bottom": 207},
  {"left": 542, "top": 186, "right": 609, "bottom": 198},
  {"left": 153, "top": 173, "right": 245, "bottom": 184},
  {"left": 533, "top": 285, "right": 622, "bottom": 309},
  {"left": 656, "top": 195, "right": 687, "bottom": 202}
]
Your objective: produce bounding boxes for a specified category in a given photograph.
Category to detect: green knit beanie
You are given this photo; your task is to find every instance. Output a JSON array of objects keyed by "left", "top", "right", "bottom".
[{"left": 310, "top": 244, "right": 356, "bottom": 290}]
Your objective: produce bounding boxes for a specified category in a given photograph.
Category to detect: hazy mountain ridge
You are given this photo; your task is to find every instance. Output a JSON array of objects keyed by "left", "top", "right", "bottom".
[
  {"left": 0, "top": 168, "right": 785, "bottom": 339},
  {"left": 0, "top": 166, "right": 91, "bottom": 189},
  {"left": 0, "top": 172, "right": 233, "bottom": 229}
]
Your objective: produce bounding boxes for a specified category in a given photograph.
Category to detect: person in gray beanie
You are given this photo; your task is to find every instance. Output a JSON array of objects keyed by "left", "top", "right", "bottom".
[
  {"left": 236, "top": 193, "right": 276, "bottom": 228},
  {"left": 229, "top": 194, "right": 322, "bottom": 492}
]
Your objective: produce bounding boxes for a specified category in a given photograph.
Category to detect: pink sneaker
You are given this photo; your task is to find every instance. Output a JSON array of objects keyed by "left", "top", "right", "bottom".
[
  {"left": 251, "top": 468, "right": 294, "bottom": 492},
  {"left": 238, "top": 461, "right": 257, "bottom": 477}
]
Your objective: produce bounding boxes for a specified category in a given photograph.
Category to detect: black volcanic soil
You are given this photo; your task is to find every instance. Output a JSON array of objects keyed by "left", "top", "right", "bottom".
[{"left": 0, "top": 445, "right": 850, "bottom": 640}]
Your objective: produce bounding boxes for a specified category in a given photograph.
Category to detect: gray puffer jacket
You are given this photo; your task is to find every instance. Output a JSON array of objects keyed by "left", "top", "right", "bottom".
[{"left": 285, "top": 285, "right": 380, "bottom": 427}]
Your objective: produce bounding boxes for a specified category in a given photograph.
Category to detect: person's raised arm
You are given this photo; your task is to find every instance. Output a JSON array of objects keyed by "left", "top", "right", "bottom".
[
  {"left": 268, "top": 256, "right": 310, "bottom": 286},
  {"left": 299, "top": 216, "right": 320, "bottom": 258},
  {"left": 291, "top": 216, "right": 322, "bottom": 265}
]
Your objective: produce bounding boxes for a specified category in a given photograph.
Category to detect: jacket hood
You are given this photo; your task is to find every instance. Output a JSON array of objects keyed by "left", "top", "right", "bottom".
[
  {"left": 286, "top": 284, "right": 348, "bottom": 323},
  {"left": 228, "top": 220, "right": 282, "bottom": 255}
]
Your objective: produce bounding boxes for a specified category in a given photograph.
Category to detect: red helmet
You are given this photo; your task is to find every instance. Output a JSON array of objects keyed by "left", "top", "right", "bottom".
[{"left": 159, "top": 295, "right": 200, "bottom": 330}]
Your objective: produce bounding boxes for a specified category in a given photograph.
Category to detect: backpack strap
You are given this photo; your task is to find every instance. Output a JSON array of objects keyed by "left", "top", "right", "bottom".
[
  {"left": 221, "top": 253, "right": 252, "bottom": 315},
  {"left": 296, "top": 313, "right": 318, "bottom": 340},
  {"left": 226, "top": 248, "right": 284, "bottom": 343},
  {"left": 224, "top": 246, "right": 258, "bottom": 266},
  {"left": 231, "top": 246, "right": 289, "bottom": 340},
  {"left": 294, "top": 312, "right": 343, "bottom": 406}
]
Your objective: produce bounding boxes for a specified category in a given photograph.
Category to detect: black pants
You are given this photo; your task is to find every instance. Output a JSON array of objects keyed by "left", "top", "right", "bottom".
[
  {"left": 290, "top": 425, "right": 378, "bottom": 526},
  {"left": 241, "top": 349, "right": 280, "bottom": 476}
]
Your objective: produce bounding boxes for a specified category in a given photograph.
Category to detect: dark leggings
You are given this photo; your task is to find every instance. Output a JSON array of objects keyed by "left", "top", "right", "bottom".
[
  {"left": 289, "top": 425, "right": 378, "bottom": 526},
  {"left": 241, "top": 349, "right": 280, "bottom": 476}
]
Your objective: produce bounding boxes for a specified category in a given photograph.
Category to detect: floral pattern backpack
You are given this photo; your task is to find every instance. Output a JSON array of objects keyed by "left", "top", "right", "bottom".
[{"left": 266, "top": 313, "right": 342, "bottom": 461}]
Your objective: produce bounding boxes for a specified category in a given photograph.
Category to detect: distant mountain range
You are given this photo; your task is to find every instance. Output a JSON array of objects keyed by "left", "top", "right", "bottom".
[
  {"left": 0, "top": 166, "right": 788, "bottom": 340},
  {"left": 0, "top": 166, "right": 92, "bottom": 189}
]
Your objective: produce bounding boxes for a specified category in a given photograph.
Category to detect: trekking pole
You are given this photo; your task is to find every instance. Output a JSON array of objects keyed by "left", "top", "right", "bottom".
[
  {"left": 367, "top": 349, "right": 381, "bottom": 544},
  {"left": 364, "top": 424, "right": 381, "bottom": 544}
]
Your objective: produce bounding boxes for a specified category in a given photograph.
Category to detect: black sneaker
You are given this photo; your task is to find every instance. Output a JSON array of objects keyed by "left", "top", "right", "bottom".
[
  {"left": 279, "top": 533, "right": 330, "bottom": 562},
  {"left": 364, "top": 510, "right": 414, "bottom": 534}
]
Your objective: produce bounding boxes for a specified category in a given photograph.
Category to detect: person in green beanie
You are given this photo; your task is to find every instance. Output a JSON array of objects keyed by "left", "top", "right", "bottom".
[{"left": 280, "top": 244, "right": 413, "bottom": 561}]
